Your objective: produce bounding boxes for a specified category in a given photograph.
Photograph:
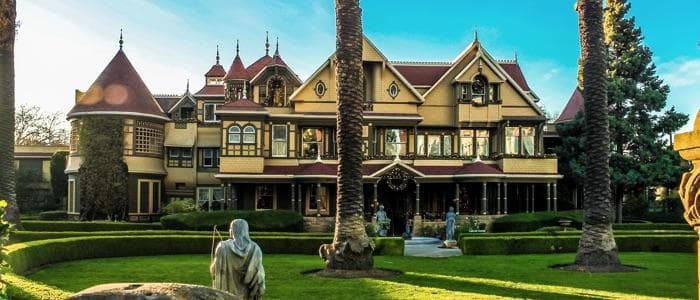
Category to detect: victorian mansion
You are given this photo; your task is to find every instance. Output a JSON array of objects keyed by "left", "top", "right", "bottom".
[{"left": 65, "top": 33, "right": 561, "bottom": 232}]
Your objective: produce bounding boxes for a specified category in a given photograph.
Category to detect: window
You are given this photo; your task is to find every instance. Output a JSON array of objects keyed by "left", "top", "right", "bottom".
[
  {"left": 228, "top": 126, "right": 241, "bottom": 144},
  {"left": 134, "top": 121, "right": 164, "bottom": 155},
  {"left": 242, "top": 125, "right": 256, "bottom": 144},
  {"left": 197, "top": 187, "right": 224, "bottom": 211},
  {"left": 388, "top": 81, "right": 400, "bottom": 99},
  {"left": 306, "top": 184, "right": 329, "bottom": 216},
  {"left": 137, "top": 179, "right": 161, "bottom": 214},
  {"left": 489, "top": 84, "right": 500, "bottom": 102},
  {"left": 458, "top": 84, "right": 469, "bottom": 103},
  {"left": 70, "top": 120, "right": 80, "bottom": 152},
  {"left": 522, "top": 127, "right": 536, "bottom": 155},
  {"left": 302, "top": 128, "right": 323, "bottom": 158},
  {"left": 267, "top": 77, "right": 287, "bottom": 107},
  {"left": 384, "top": 129, "right": 407, "bottom": 156},
  {"left": 204, "top": 103, "right": 221, "bottom": 122},
  {"left": 67, "top": 178, "right": 76, "bottom": 213},
  {"left": 256, "top": 185, "right": 275, "bottom": 210},
  {"left": 179, "top": 107, "right": 194, "bottom": 119},
  {"left": 315, "top": 81, "right": 326, "bottom": 97},
  {"left": 427, "top": 135, "right": 442, "bottom": 157},
  {"left": 443, "top": 135, "right": 452, "bottom": 156},
  {"left": 460, "top": 130, "right": 474, "bottom": 157},
  {"left": 416, "top": 135, "right": 426, "bottom": 156},
  {"left": 271, "top": 125, "right": 287, "bottom": 157},
  {"left": 472, "top": 76, "right": 487, "bottom": 104},
  {"left": 200, "top": 148, "right": 220, "bottom": 168},
  {"left": 505, "top": 127, "right": 521, "bottom": 155},
  {"left": 168, "top": 148, "right": 193, "bottom": 168},
  {"left": 460, "top": 129, "right": 490, "bottom": 157}
]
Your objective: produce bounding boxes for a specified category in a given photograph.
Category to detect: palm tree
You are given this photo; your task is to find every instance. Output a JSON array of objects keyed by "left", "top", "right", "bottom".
[
  {"left": 574, "top": 0, "right": 620, "bottom": 269},
  {"left": 319, "top": 0, "right": 373, "bottom": 270},
  {"left": 0, "top": 0, "right": 22, "bottom": 228}
]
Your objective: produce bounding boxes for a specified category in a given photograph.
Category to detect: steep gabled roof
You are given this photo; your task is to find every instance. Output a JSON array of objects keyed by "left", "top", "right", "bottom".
[
  {"left": 223, "top": 54, "right": 248, "bottom": 81},
  {"left": 246, "top": 55, "right": 273, "bottom": 80},
  {"left": 205, "top": 64, "right": 226, "bottom": 77},
  {"left": 555, "top": 87, "right": 584, "bottom": 123},
  {"left": 499, "top": 62, "right": 531, "bottom": 92},
  {"left": 68, "top": 50, "right": 168, "bottom": 120},
  {"left": 393, "top": 64, "right": 451, "bottom": 87}
]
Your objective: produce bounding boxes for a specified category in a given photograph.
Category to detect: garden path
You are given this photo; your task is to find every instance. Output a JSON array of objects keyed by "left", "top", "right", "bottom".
[{"left": 403, "top": 237, "right": 462, "bottom": 257}]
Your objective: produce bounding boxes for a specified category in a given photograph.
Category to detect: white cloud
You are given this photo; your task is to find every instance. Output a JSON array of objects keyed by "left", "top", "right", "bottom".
[{"left": 659, "top": 58, "right": 700, "bottom": 87}]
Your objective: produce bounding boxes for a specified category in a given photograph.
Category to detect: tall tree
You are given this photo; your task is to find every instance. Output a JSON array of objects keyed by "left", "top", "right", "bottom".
[
  {"left": 574, "top": 0, "right": 621, "bottom": 269},
  {"left": 15, "top": 104, "right": 69, "bottom": 146},
  {"left": 0, "top": 0, "right": 21, "bottom": 228},
  {"left": 604, "top": 0, "right": 688, "bottom": 220},
  {"left": 320, "top": 0, "right": 373, "bottom": 270}
]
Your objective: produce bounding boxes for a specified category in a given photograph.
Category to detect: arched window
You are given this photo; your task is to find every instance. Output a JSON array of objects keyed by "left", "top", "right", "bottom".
[
  {"left": 243, "top": 125, "right": 256, "bottom": 144},
  {"left": 228, "top": 126, "right": 241, "bottom": 144},
  {"left": 471, "top": 75, "right": 487, "bottom": 104}
]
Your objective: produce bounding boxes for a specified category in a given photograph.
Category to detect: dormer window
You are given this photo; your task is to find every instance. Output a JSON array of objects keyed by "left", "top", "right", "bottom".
[
  {"left": 266, "top": 77, "right": 287, "bottom": 107},
  {"left": 179, "top": 107, "right": 194, "bottom": 120},
  {"left": 471, "top": 75, "right": 487, "bottom": 104}
]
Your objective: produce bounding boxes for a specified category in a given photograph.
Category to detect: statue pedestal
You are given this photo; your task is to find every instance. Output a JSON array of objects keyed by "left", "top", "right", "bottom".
[
  {"left": 673, "top": 110, "right": 700, "bottom": 300},
  {"left": 412, "top": 215, "right": 422, "bottom": 236}
]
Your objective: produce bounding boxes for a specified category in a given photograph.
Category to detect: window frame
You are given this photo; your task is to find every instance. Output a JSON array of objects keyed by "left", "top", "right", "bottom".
[
  {"left": 460, "top": 129, "right": 490, "bottom": 158},
  {"left": 136, "top": 179, "right": 161, "bottom": 214},
  {"left": 201, "top": 148, "right": 220, "bottom": 168},
  {"left": 471, "top": 75, "right": 487, "bottom": 104},
  {"left": 384, "top": 128, "right": 407, "bottom": 156},
  {"left": 168, "top": 147, "right": 193, "bottom": 168},
  {"left": 197, "top": 187, "right": 224, "bottom": 212},
  {"left": 228, "top": 125, "right": 241, "bottom": 144},
  {"left": 203, "top": 103, "right": 221, "bottom": 123},
  {"left": 271, "top": 124, "right": 288, "bottom": 158},
  {"left": 242, "top": 125, "right": 256, "bottom": 144},
  {"left": 301, "top": 128, "right": 324, "bottom": 158},
  {"left": 255, "top": 185, "right": 277, "bottom": 210}
]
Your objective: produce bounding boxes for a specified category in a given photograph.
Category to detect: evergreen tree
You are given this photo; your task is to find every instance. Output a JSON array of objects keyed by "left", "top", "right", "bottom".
[
  {"left": 78, "top": 117, "right": 128, "bottom": 220},
  {"left": 604, "top": 0, "right": 689, "bottom": 220}
]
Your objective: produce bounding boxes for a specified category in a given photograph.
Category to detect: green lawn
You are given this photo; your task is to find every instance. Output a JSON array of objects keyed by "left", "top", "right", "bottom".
[{"left": 27, "top": 253, "right": 695, "bottom": 299}]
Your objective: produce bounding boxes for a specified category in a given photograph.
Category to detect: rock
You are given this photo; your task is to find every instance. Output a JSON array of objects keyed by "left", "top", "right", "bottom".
[{"left": 70, "top": 283, "right": 237, "bottom": 300}]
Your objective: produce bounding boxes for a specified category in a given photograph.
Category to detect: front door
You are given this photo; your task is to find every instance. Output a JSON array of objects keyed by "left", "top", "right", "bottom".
[{"left": 378, "top": 180, "right": 415, "bottom": 236}]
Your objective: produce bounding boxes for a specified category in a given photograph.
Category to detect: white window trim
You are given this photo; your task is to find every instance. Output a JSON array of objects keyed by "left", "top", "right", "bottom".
[
  {"left": 204, "top": 103, "right": 221, "bottom": 123},
  {"left": 197, "top": 187, "right": 224, "bottom": 212},
  {"left": 203, "top": 149, "right": 214, "bottom": 167},
  {"left": 67, "top": 178, "right": 76, "bottom": 213},
  {"left": 137, "top": 179, "right": 161, "bottom": 214},
  {"left": 228, "top": 126, "right": 241, "bottom": 144},
  {"left": 242, "top": 125, "right": 256, "bottom": 144},
  {"left": 271, "top": 125, "right": 288, "bottom": 158}
]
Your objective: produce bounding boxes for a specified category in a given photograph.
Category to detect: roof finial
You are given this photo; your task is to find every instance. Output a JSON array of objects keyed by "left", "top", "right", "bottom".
[
  {"left": 186, "top": 79, "right": 190, "bottom": 93},
  {"left": 236, "top": 39, "right": 239, "bottom": 56},
  {"left": 274, "top": 37, "right": 279, "bottom": 56},
  {"left": 265, "top": 31, "right": 270, "bottom": 56},
  {"left": 474, "top": 30, "right": 478, "bottom": 42},
  {"left": 216, "top": 45, "right": 220, "bottom": 64},
  {"left": 241, "top": 82, "right": 248, "bottom": 100},
  {"left": 119, "top": 29, "right": 124, "bottom": 50},
  {"left": 514, "top": 49, "right": 518, "bottom": 63}
]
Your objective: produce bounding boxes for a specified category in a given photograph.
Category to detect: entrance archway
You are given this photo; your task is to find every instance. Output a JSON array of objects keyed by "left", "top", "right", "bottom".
[{"left": 377, "top": 168, "right": 416, "bottom": 236}]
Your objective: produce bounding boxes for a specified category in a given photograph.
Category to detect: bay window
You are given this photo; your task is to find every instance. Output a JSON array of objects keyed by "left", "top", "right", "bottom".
[
  {"left": 506, "top": 126, "right": 536, "bottom": 155},
  {"left": 427, "top": 134, "right": 442, "bottom": 157},
  {"left": 460, "top": 129, "right": 490, "bottom": 157},
  {"left": 459, "top": 130, "right": 474, "bottom": 157},
  {"left": 522, "top": 127, "right": 536, "bottom": 155}
]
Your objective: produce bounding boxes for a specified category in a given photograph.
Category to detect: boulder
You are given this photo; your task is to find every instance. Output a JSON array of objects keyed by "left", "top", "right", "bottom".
[{"left": 70, "top": 283, "right": 236, "bottom": 300}]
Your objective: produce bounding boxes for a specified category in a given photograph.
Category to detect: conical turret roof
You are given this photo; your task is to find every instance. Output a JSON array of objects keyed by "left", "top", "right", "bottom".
[
  {"left": 68, "top": 50, "right": 168, "bottom": 120},
  {"left": 223, "top": 54, "right": 248, "bottom": 81}
]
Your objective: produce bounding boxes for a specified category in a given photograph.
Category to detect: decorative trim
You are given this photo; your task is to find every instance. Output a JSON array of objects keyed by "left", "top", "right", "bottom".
[
  {"left": 387, "top": 81, "right": 400, "bottom": 99},
  {"left": 67, "top": 111, "right": 170, "bottom": 121},
  {"left": 314, "top": 81, "right": 326, "bottom": 98}
]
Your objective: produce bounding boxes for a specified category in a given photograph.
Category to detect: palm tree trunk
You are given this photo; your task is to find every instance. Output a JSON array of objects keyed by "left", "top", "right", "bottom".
[
  {"left": 575, "top": 0, "right": 620, "bottom": 267},
  {"left": 319, "top": 0, "right": 373, "bottom": 270},
  {"left": 0, "top": 0, "right": 22, "bottom": 229}
]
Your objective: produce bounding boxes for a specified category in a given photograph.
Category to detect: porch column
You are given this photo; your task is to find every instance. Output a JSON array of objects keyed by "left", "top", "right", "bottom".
[
  {"left": 373, "top": 182, "right": 378, "bottom": 218},
  {"left": 291, "top": 183, "right": 296, "bottom": 212},
  {"left": 481, "top": 182, "right": 488, "bottom": 214},
  {"left": 231, "top": 184, "right": 237, "bottom": 210},
  {"left": 316, "top": 183, "right": 322, "bottom": 217},
  {"left": 553, "top": 183, "right": 558, "bottom": 211},
  {"left": 297, "top": 184, "right": 303, "bottom": 213},
  {"left": 525, "top": 185, "right": 530, "bottom": 213},
  {"left": 415, "top": 182, "right": 421, "bottom": 216},
  {"left": 503, "top": 182, "right": 508, "bottom": 214},
  {"left": 454, "top": 183, "right": 460, "bottom": 215},
  {"left": 547, "top": 183, "right": 551, "bottom": 211},
  {"left": 497, "top": 182, "right": 502, "bottom": 214},
  {"left": 531, "top": 184, "right": 535, "bottom": 213}
]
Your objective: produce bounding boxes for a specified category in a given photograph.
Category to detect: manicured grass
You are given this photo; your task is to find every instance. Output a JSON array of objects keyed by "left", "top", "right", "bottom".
[{"left": 27, "top": 252, "right": 694, "bottom": 299}]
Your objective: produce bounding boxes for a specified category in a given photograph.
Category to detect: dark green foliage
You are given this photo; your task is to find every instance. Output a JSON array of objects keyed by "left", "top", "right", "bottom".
[
  {"left": 612, "top": 223, "right": 691, "bottom": 231},
  {"left": 49, "top": 151, "right": 68, "bottom": 203},
  {"left": 15, "top": 162, "right": 46, "bottom": 212},
  {"left": 78, "top": 116, "right": 128, "bottom": 220},
  {"left": 160, "top": 210, "right": 304, "bottom": 231},
  {"left": 0, "top": 200, "right": 13, "bottom": 298},
  {"left": 37, "top": 210, "right": 66, "bottom": 221},
  {"left": 491, "top": 210, "right": 584, "bottom": 232},
  {"left": 161, "top": 199, "right": 197, "bottom": 215},
  {"left": 460, "top": 234, "right": 696, "bottom": 255},
  {"left": 5, "top": 272, "right": 72, "bottom": 300},
  {"left": 21, "top": 220, "right": 163, "bottom": 232}
]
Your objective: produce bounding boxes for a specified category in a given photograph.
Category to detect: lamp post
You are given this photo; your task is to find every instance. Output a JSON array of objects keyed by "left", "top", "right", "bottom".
[{"left": 673, "top": 110, "right": 700, "bottom": 299}]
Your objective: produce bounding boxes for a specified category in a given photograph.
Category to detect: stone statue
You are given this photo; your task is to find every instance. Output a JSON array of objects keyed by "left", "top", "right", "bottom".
[
  {"left": 376, "top": 205, "right": 391, "bottom": 236},
  {"left": 210, "top": 219, "right": 265, "bottom": 300},
  {"left": 445, "top": 206, "right": 456, "bottom": 241}
]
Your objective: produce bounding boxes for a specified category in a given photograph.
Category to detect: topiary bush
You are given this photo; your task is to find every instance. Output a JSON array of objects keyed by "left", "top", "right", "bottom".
[
  {"left": 21, "top": 220, "right": 163, "bottom": 232},
  {"left": 162, "top": 199, "right": 198, "bottom": 215},
  {"left": 160, "top": 210, "right": 304, "bottom": 231},
  {"left": 37, "top": 210, "right": 67, "bottom": 221},
  {"left": 491, "top": 210, "right": 584, "bottom": 232}
]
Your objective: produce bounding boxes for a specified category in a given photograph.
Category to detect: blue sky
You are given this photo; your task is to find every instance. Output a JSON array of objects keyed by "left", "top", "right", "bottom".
[{"left": 15, "top": 0, "right": 700, "bottom": 131}]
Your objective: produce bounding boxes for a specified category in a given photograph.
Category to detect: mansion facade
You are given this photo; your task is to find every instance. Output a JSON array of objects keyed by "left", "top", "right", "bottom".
[{"left": 65, "top": 34, "right": 561, "bottom": 232}]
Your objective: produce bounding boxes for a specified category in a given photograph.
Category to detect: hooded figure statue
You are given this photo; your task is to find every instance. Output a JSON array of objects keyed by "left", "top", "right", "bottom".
[{"left": 210, "top": 219, "right": 265, "bottom": 299}]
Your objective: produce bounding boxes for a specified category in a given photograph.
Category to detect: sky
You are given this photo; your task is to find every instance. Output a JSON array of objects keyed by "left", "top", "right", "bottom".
[{"left": 14, "top": 0, "right": 700, "bottom": 132}]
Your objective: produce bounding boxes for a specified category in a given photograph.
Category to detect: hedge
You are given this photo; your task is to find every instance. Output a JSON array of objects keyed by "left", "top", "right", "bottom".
[
  {"left": 490, "top": 210, "right": 584, "bottom": 232},
  {"left": 37, "top": 210, "right": 67, "bottom": 221},
  {"left": 21, "top": 220, "right": 164, "bottom": 232},
  {"left": 160, "top": 210, "right": 304, "bottom": 231},
  {"left": 460, "top": 235, "right": 696, "bottom": 255},
  {"left": 9, "top": 230, "right": 333, "bottom": 244},
  {"left": 460, "top": 229, "right": 694, "bottom": 238},
  {"left": 612, "top": 223, "right": 692, "bottom": 231}
]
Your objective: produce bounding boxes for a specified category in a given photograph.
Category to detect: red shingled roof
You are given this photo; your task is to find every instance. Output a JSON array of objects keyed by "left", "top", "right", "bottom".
[
  {"left": 499, "top": 62, "right": 531, "bottom": 92},
  {"left": 555, "top": 87, "right": 584, "bottom": 123},
  {"left": 195, "top": 85, "right": 225, "bottom": 96},
  {"left": 205, "top": 64, "right": 226, "bottom": 77},
  {"left": 246, "top": 55, "right": 272, "bottom": 80},
  {"left": 68, "top": 50, "right": 167, "bottom": 120},
  {"left": 393, "top": 65, "right": 450, "bottom": 86},
  {"left": 218, "top": 98, "right": 266, "bottom": 112},
  {"left": 223, "top": 54, "right": 248, "bottom": 81}
]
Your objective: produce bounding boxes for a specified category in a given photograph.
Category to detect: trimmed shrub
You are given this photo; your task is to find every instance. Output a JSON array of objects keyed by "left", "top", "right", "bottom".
[
  {"left": 613, "top": 223, "right": 691, "bottom": 231},
  {"left": 491, "top": 210, "right": 584, "bottom": 232},
  {"left": 5, "top": 273, "right": 71, "bottom": 300},
  {"left": 460, "top": 234, "right": 696, "bottom": 255},
  {"left": 37, "top": 210, "right": 67, "bottom": 220},
  {"left": 162, "top": 199, "right": 197, "bottom": 215},
  {"left": 21, "top": 220, "right": 163, "bottom": 232},
  {"left": 160, "top": 210, "right": 303, "bottom": 231}
]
